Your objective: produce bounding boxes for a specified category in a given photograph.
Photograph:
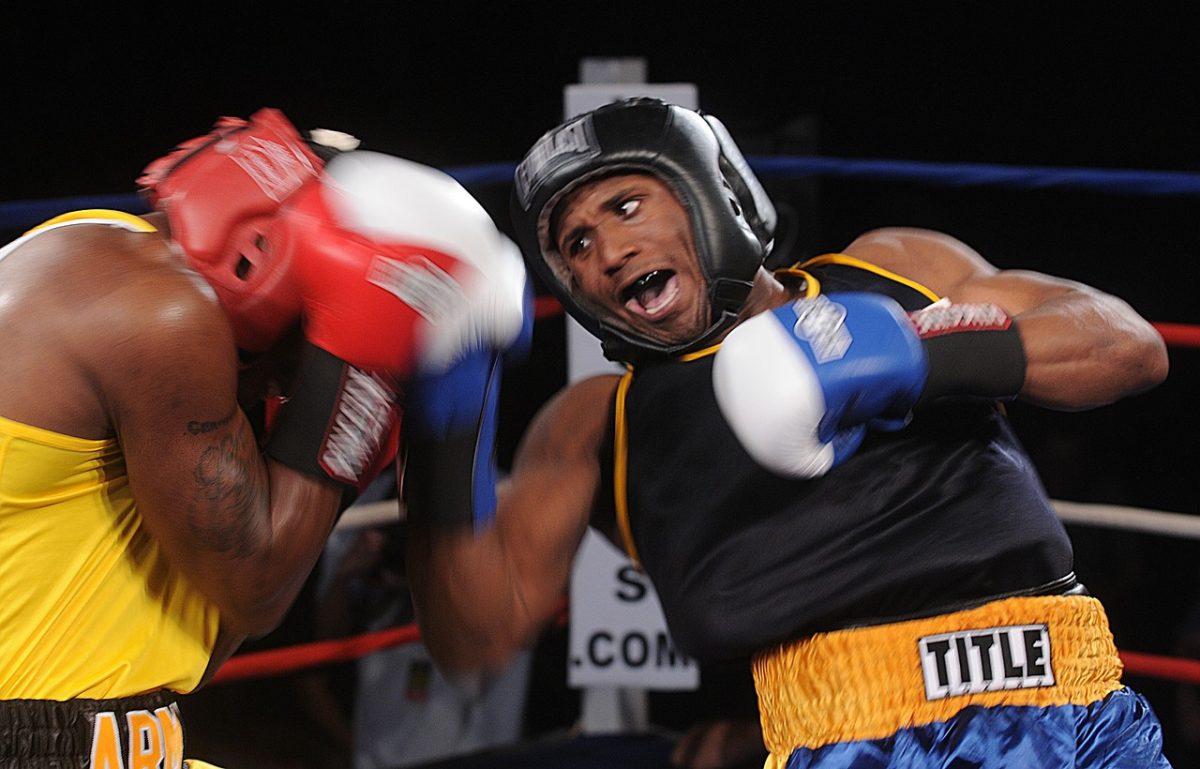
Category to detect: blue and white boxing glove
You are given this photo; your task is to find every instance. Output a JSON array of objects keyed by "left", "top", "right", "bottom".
[
  {"left": 713, "top": 292, "right": 926, "bottom": 479},
  {"left": 402, "top": 279, "right": 534, "bottom": 531},
  {"left": 714, "top": 292, "right": 1026, "bottom": 480},
  {"left": 403, "top": 348, "right": 505, "bottom": 530}
]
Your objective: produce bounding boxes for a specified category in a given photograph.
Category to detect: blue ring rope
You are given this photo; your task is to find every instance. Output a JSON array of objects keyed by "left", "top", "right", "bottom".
[{"left": 4, "top": 156, "right": 1199, "bottom": 230}]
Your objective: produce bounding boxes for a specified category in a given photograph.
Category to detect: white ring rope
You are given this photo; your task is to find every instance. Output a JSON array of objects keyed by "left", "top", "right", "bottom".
[
  {"left": 335, "top": 498, "right": 1200, "bottom": 540},
  {"left": 1052, "top": 500, "right": 1200, "bottom": 540},
  {"left": 337, "top": 498, "right": 405, "bottom": 530}
]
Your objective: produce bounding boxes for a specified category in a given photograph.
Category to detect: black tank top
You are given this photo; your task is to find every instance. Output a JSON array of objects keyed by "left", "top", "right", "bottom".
[{"left": 607, "top": 256, "right": 1075, "bottom": 662}]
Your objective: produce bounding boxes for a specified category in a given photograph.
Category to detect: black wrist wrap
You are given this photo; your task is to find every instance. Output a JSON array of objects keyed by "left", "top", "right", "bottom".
[
  {"left": 400, "top": 353, "right": 502, "bottom": 531},
  {"left": 913, "top": 302, "right": 1027, "bottom": 404},
  {"left": 403, "top": 429, "right": 483, "bottom": 529},
  {"left": 265, "top": 342, "right": 396, "bottom": 488}
]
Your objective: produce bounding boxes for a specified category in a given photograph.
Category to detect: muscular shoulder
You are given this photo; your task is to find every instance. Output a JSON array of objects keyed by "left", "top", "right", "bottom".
[
  {"left": 9, "top": 221, "right": 217, "bottom": 321},
  {"left": 64, "top": 226, "right": 229, "bottom": 350},
  {"left": 0, "top": 222, "right": 234, "bottom": 436},
  {"left": 841, "top": 227, "right": 998, "bottom": 298}
]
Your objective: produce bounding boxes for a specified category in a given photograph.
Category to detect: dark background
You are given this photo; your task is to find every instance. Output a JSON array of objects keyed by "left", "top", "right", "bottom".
[
  {"left": 5, "top": 4, "right": 1200, "bottom": 196},
  {"left": 6, "top": 3, "right": 1200, "bottom": 766}
]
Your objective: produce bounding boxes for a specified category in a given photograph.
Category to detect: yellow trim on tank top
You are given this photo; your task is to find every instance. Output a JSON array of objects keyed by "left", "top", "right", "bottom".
[
  {"left": 770, "top": 266, "right": 820, "bottom": 298},
  {"left": 26, "top": 209, "right": 157, "bottom": 236},
  {"left": 0, "top": 413, "right": 115, "bottom": 452},
  {"left": 681, "top": 258, "right": 911, "bottom": 364},
  {"left": 613, "top": 370, "right": 641, "bottom": 568},
  {"left": 677, "top": 344, "right": 720, "bottom": 362},
  {"left": 618, "top": 267, "right": 815, "bottom": 560},
  {"left": 616, "top": 258, "right": 928, "bottom": 564},
  {"left": 5, "top": 211, "right": 149, "bottom": 450},
  {"left": 798, "top": 253, "right": 942, "bottom": 302}
]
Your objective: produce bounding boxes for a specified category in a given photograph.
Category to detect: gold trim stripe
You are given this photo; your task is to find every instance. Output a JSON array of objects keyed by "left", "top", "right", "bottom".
[
  {"left": 799, "top": 253, "right": 941, "bottom": 302},
  {"left": 677, "top": 344, "right": 720, "bottom": 362},
  {"left": 613, "top": 370, "right": 641, "bottom": 567}
]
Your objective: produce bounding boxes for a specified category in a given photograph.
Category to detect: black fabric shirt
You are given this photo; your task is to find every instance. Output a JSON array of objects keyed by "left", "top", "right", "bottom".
[{"left": 606, "top": 257, "right": 1075, "bottom": 662}]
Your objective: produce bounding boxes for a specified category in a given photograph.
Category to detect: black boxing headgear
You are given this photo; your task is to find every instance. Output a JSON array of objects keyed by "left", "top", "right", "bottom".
[{"left": 511, "top": 97, "right": 777, "bottom": 363}]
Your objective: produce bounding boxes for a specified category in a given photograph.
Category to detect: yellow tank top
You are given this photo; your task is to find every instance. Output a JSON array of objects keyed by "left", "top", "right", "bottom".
[{"left": 0, "top": 211, "right": 221, "bottom": 700}]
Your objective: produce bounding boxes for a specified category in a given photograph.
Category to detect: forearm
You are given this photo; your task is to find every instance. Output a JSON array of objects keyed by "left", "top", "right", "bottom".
[
  {"left": 837, "top": 228, "right": 1169, "bottom": 412},
  {"left": 405, "top": 522, "right": 563, "bottom": 674},
  {"left": 925, "top": 261, "right": 1170, "bottom": 411},
  {"left": 404, "top": 379, "right": 608, "bottom": 674},
  {"left": 406, "top": 465, "right": 593, "bottom": 673},
  {"left": 247, "top": 462, "right": 343, "bottom": 632},
  {"left": 1013, "top": 290, "right": 1168, "bottom": 410},
  {"left": 217, "top": 344, "right": 399, "bottom": 632},
  {"left": 198, "top": 460, "right": 343, "bottom": 637}
]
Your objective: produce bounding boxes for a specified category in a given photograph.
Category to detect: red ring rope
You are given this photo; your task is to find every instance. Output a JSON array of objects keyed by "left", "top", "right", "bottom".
[
  {"left": 1152, "top": 322, "right": 1200, "bottom": 349},
  {"left": 210, "top": 617, "right": 1200, "bottom": 688},
  {"left": 213, "top": 603, "right": 570, "bottom": 685},
  {"left": 1122, "top": 650, "right": 1200, "bottom": 686},
  {"left": 535, "top": 296, "right": 1200, "bottom": 350},
  {"left": 207, "top": 305, "right": 1200, "bottom": 688},
  {"left": 212, "top": 625, "right": 422, "bottom": 684}
]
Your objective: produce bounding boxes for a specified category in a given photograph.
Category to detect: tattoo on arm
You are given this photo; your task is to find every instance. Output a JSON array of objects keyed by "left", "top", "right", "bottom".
[
  {"left": 189, "top": 420, "right": 267, "bottom": 558},
  {"left": 186, "top": 407, "right": 238, "bottom": 435}
]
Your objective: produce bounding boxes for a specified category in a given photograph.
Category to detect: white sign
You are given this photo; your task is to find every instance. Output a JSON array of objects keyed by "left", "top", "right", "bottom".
[
  {"left": 564, "top": 83, "right": 699, "bottom": 121},
  {"left": 566, "top": 316, "right": 625, "bottom": 380},
  {"left": 564, "top": 70, "right": 702, "bottom": 696},
  {"left": 568, "top": 529, "right": 699, "bottom": 690}
]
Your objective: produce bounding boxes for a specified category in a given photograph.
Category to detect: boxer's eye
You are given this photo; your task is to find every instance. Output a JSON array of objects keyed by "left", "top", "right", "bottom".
[
  {"left": 570, "top": 235, "right": 591, "bottom": 257},
  {"left": 615, "top": 197, "right": 641, "bottom": 218},
  {"left": 562, "top": 230, "right": 592, "bottom": 259}
]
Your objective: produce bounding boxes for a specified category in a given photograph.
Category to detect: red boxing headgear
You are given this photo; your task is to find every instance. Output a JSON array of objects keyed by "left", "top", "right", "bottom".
[{"left": 138, "top": 108, "right": 325, "bottom": 351}]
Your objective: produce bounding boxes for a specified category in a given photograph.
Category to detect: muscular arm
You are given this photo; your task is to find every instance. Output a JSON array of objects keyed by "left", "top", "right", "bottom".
[
  {"left": 97, "top": 270, "right": 342, "bottom": 639},
  {"left": 842, "top": 227, "right": 1169, "bottom": 410},
  {"left": 406, "top": 375, "right": 618, "bottom": 673}
]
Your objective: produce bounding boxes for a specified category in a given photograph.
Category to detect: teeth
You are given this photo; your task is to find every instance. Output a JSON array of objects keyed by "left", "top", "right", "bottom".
[
  {"left": 622, "top": 271, "right": 662, "bottom": 303},
  {"left": 624, "top": 272, "right": 679, "bottom": 317}
]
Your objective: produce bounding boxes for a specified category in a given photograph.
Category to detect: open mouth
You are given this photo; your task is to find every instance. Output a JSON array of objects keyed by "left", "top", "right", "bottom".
[{"left": 621, "top": 269, "right": 680, "bottom": 318}]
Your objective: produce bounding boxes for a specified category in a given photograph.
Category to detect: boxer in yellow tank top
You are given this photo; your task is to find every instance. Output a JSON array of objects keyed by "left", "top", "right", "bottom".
[
  {"left": 0, "top": 109, "right": 521, "bottom": 767},
  {"left": 0, "top": 211, "right": 232, "bottom": 768},
  {"left": 0, "top": 214, "right": 219, "bottom": 704}
]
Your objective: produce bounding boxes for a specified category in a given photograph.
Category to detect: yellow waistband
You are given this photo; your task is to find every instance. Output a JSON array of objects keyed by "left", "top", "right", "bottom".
[{"left": 753, "top": 595, "right": 1123, "bottom": 756}]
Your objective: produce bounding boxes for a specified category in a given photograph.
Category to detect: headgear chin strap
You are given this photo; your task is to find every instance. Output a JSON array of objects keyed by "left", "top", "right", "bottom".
[
  {"left": 137, "top": 108, "right": 325, "bottom": 352},
  {"left": 510, "top": 97, "right": 777, "bottom": 363}
]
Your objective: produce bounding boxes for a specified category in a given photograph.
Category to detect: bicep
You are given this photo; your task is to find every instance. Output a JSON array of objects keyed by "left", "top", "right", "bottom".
[
  {"left": 102, "top": 295, "right": 269, "bottom": 568},
  {"left": 843, "top": 226, "right": 1078, "bottom": 314},
  {"left": 497, "top": 457, "right": 598, "bottom": 576},
  {"left": 497, "top": 376, "right": 618, "bottom": 586},
  {"left": 844, "top": 227, "right": 1167, "bottom": 406}
]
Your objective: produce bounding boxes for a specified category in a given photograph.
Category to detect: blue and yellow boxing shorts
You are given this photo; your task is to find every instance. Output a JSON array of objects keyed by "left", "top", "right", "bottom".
[{"left": 754, "top": 595, "right": 1171, "bottom": 767}]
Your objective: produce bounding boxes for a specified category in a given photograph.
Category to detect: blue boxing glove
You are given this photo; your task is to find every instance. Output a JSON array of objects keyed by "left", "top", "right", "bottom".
[
  {"left": 402, "top": 281, "right": 534, "bottom": 531},
  {"left": 402, "top": 349, "right": 504, "bottom": 530},
  {"left": 712, "top": 292, "right": 928, "bottom": 479}
]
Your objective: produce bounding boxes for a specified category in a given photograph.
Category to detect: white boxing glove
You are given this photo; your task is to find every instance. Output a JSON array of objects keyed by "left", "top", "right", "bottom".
[
  {"left": 321, "top": 150, "right": 529, "bottom": 374},
  {"left": 713, "top": 293, "right": 928, "bottom": 479}
]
